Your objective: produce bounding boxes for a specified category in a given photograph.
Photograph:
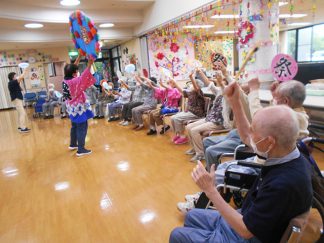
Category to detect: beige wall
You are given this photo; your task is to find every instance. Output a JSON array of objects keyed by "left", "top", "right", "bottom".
[
  {"left": 37, "top": 47, "right": 70, "bottom": 64},
  {"left": 120, "top": 38, "right": 142, "bottom": 72}
]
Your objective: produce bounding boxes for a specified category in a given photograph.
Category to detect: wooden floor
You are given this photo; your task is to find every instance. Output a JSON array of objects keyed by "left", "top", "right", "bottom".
[{"left": 0, "top": 109, "right": 323, "bottom": 243}]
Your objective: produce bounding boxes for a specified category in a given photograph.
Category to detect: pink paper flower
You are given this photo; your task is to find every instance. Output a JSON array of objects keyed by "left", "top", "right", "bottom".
[
  {"left": 156, "top": 52, "right": 165, "bottom": 60},
  {"left": 170, "top": 43, "right": 180, "bottom": 53},
  {"left": 155, "top": 61, "right": 159, "bottom": 68}
]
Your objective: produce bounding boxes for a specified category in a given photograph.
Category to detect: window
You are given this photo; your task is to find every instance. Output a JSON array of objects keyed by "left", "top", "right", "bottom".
[
  {"left": 312, "top": 24, "right": 324, "bottom": 62},
  {"left": 297, "top": 28, "right": 312, "bottom": 62},
  {"left": 287, "top": 23, "right": 324, "bottom": 63},
  {"left": 286, "top": 30, "right": 296, "bottom": 58},
  {"left": 47, "top": 63, "right": 56, "bottom": 77}
]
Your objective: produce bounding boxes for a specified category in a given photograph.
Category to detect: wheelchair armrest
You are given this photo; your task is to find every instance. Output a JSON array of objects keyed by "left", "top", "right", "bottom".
[
  {"left": 234, "top": 145, "right": 256, "bottom": 160},
  {"left": 237, "top": 160, "right": 263, "bottom": 169}
]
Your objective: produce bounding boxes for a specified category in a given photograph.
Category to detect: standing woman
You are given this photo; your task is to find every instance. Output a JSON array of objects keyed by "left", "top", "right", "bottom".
[
  {"left": 62, "top": 56, "right": 95, "bottom": 157},
  {"left": 8, "top": 68, "right": 31, "bottom": 133}
]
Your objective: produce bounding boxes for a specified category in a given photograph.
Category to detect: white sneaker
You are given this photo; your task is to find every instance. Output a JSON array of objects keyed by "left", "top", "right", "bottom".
[
  {"left": 185, "top": 148, "right": 195, "bottom": 155},
  {"left": 185, "top": 192, "right": 202, "bottom": 202},
  {"left": 68, "top": 146, "right": 78, "bottom": 151},
  {"left": 119, "top": 120, "right": 125, "bottom": 125},
  {"left": 177, "top": 201, "right": 195, "bottom": 214},
  {"left": 122, "top": 121, "right": 129, "bottom": 126}
]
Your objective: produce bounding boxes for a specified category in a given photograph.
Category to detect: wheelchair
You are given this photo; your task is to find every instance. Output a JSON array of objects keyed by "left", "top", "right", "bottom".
[{"left": 194, "top": 137, "right": 324, "bottom": 243}]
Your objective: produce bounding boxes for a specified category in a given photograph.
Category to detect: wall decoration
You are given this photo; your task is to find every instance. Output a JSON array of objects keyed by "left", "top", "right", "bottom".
[
  {"left": 238, "top": 21, "right": 255, "bottom": 45},
  {"left": 0, "top": 50, "right": 53, "bottom": 67},
  {"left": 148, "top": 34, "right": 195, "bottom": 80},
  {"left": 271, "top": 54, "right": 298, "bottom": 81},
  {"left": 25, "top": 63, "right": 46, "bottom": 90},
  {"left": 195, "top": 37, "right": 233, "bottom": 74}
]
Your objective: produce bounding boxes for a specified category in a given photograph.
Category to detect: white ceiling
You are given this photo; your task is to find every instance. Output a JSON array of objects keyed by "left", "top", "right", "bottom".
[
  {"left": 0, "top": 0, "right": 155, "bottom": 50},
  {"left": 0, "top": 0, "right": 323, "bottom": 51}
]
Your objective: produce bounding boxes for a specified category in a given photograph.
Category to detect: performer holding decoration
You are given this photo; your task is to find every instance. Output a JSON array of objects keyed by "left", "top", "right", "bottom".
[{"left": 63, "top": 55, "right": 96, "bottom": 157}]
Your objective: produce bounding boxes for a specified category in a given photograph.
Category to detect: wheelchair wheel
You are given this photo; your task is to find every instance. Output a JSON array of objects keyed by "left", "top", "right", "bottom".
[
  {"left": 233, "top": 191, "right": 245, "bottom": 208},
  {"left": 219, "top": 188, "right": 233, "bottom": 203}
]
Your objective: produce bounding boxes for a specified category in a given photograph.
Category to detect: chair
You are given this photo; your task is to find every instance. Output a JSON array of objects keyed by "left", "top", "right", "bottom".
[
  {"left": 23, "top": 92, "right": 37, "bottom": 107},
  {"left": 280, "top": 210, "right": 310, "bottom": 243},
  {"left": 37, "top": 90, "right": 47, "bottom": 99}
]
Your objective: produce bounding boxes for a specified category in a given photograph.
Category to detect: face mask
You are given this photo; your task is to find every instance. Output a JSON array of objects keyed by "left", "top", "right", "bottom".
[
  {"left": 250, "top": 136, "right": 271, "bottom": 159},
  {"left": 102, "top": 82, "right": 110, "bottom": 90}
]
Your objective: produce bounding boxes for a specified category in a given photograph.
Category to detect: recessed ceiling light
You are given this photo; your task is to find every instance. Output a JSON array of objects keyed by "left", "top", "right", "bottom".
[
  {"left": 24, "top": 23, "right": 44, "bottom": 29},
  {"left": 60, "top": 0, "right": 80, "bottom": 6},
  {"left": 279, "top": 2, "right": 288, "bottom": 7},
  {"left": 288, "top": 22, "right": 312, "bottom": 26},
  {"left": 279, "top": 14, "right": 307, "bottom": 18},
  {"left": 211, "top": 14, "right": 239, "bottom": 19},
  {"left": 214, "top": 30, "right": 235, "bottom": 35},
  {"left": 183, "top": 25, "right": 214, "bottom": 29},
  {"left": 99, "top": 23, "right": 115, "bottom": 28}
]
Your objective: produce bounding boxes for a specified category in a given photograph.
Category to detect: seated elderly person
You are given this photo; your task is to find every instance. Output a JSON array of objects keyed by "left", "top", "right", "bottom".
[
  {"left": 170, "top": 69, "right": 206, "bottom": 145},
  {"left": 107, "top": 82, "right": 132, "bottom": 122},
  {"left": 94, "top": 81, "right": 115, "bottom": 119},
  {"left": 185, "top": 68, "right": 234, "bottom": 162},
  {"left": 203, "top": 78, "right": 309, "bottom": 171},
  {"left": 178, "top": 79, "right": 310, "bottom": 212},
  {"left": 43, "top": 83, "right": 60, "bottom": 119},
  {"left": 131, "top": 76, "right": 158, "bottom": 131},
  {"left": 170, "top": 81, "right": 313, "bottom": 243},
  {"left": 146, "top": 78, "right": 182, "bottom": 135}
]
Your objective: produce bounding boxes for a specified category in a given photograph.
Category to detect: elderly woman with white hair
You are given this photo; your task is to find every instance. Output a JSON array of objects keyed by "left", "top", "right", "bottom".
[{"left": 42, "top": 83, "right": 60, "bottom": 119}]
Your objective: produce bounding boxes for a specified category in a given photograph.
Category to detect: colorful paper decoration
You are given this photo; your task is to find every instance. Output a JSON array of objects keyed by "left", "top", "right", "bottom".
[
  {"left": 238, "top": 21, "right": 255, "bottom": 45},
  {"left": 271, "top": 54, "right": 298, "bottom": 82},
  {"left": 211, "top": 52, "right": 227, "bottom": 70},
  {"left": 69, "top": 10, "right": 100, "bottom": 59}
]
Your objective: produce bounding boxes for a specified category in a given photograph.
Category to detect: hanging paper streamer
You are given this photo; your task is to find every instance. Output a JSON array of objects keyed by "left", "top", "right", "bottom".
[
  {"left": 69, "top": 10, "right": 100, "bottom": 59},
  {"left": 211, "top": 52, "right": 227, "bottom": 70},
  {"left": 271, "top": 54, "right": 298, "bottom": 82},
  {"left": 18, "top": 62, "right": 29, "bottom": 69}
]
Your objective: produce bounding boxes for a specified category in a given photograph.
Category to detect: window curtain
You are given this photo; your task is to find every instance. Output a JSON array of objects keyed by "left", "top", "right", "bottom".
[
  {"left": 0, "top": 66, "right": 21, "bottom": 109},
  {"left": 140, "top": 35, "right": 150, "bottom": 77}
]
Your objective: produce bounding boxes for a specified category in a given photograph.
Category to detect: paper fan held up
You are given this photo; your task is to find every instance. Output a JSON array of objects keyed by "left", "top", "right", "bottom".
[
  {"left": 211, "top": 52, "right": 227, "bottom": 71},
  {"left": 69, "top": 10, "right": 100, "bottom": 59}
]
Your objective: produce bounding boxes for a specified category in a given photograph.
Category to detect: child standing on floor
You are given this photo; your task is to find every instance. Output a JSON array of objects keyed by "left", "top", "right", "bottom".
[
  {"left": 146, "top": 78, "right": 182, "bottom": 135},
  {"left": 62, "top": 56, "right": 95, "bottom": 157},
  {"left": 107, "top": 82, "right": 132, "bottom": 122}
]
